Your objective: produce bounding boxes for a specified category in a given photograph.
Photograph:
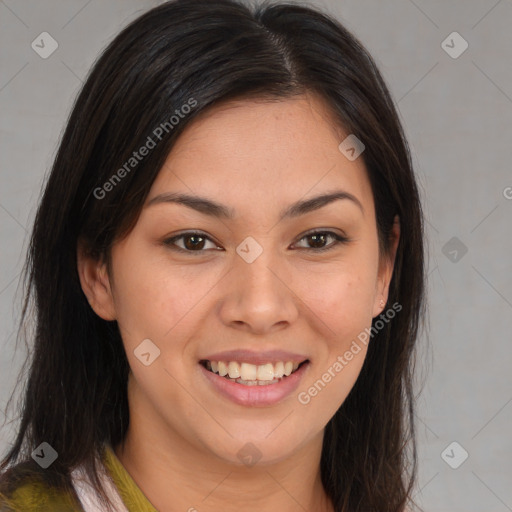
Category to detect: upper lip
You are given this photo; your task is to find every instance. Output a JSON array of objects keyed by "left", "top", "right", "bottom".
[{"left": 200, "top": 349, "right": 309, "bottom": 365}]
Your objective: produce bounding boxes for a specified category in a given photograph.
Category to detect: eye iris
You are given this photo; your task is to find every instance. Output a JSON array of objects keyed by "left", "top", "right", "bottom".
[
  {"left": 177, "top": 232, "right": 334, "bottom": 252},
  {"left": 308, "top": 233, "right": 327, "bottom": 248},
  {"left": 184, "top": 235, "right": 205, "bottom": 250}
]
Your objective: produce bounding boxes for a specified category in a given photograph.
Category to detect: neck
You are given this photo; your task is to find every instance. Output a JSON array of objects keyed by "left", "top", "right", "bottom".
[{"left": 114, "top": 384, "right": 334, "bottom": 512}]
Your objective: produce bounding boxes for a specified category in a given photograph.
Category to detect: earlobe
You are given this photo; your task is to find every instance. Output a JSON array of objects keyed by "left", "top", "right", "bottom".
[{"left": 76, "top": 238, "right": 117, "bottom": 321}]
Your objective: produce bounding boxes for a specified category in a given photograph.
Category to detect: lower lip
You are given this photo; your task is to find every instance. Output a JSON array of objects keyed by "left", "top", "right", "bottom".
[{"left": 199, "top": 361, "right": 310, "bottom": 407}]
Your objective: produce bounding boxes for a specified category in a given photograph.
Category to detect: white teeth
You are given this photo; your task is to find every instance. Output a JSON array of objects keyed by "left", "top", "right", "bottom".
[
  {"left": 205, "top": 360, "right": 305, "bottom": 382},
  {"left": 274, "top": 361, "right": 284, "bottom": 378},
  {"left": 256, "top": 363, "right": 274, "bottom": 381},
  {"left": 228, "top": 361, "right": 241, "bottom": 379},
  {"left": 218, "top": 361, "right": 228, "bottom": 377},
  {"left": 240, "top": 362, "right": 257, "bottom": 381},
  {"left": 235, "top": 378, "right": 280, "bottom": 386},
  {"left": 239, "top": 380, "right": 259, "bottom": 386}
]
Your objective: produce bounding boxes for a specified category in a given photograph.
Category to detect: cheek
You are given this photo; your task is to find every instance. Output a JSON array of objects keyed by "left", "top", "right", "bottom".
[
  {"left": 298, "top": 264, "right": 377, "bottom": 340},
  {"left": 110, "top": 245, "right": 227, "bottom": 360},
  {"left": 295, "top": 271, "right": 373, "bottom": 418},
  {"left": 293, "top": 259, "right": 376, "bottom": 409}
]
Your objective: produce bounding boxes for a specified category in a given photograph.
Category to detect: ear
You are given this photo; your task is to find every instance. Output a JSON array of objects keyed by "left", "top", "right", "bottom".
[
  {"left": 372, "top": 215, "right": 400, "bottom": 317},
  {"left": 77, "top": 237, "right": 117, "bottom": 321}
]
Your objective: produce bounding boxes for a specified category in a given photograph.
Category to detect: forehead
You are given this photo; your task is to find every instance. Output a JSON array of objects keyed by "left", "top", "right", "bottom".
[{"left": 149, "top": 94, "right": 374, "bottom": 221}]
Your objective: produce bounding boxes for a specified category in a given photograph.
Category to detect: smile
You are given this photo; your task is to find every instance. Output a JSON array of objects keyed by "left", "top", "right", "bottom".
[
  {"left": 200, "top": 359, "right": 306, "bottom": 385},
  {"left": 199, "top": 359, "right": 310, "bottom": 406}
]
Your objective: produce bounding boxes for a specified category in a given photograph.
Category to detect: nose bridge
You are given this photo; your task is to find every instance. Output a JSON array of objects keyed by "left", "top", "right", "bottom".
[
  {"left": 220, "top": 234, "right": 298, "bottom": 332},
  {"left": 235, "top": 234, "right": 285, "bottom": 299}
]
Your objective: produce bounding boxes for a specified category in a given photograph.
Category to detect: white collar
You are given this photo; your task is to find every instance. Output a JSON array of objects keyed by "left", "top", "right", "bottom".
[{"left": 69, "top": 458, "right": 129, "bottom": 512}]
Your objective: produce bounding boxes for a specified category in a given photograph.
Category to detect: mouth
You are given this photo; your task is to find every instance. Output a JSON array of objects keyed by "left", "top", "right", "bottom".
[
  {"left": 199, "top": 359, "right": 309, "bottom": 386},
  {"left": 198, "top": 358, "right": 310, "bottom": 407}
]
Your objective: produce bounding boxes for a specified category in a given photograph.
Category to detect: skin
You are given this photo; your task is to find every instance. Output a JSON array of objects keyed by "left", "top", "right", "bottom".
[{"left": 78, "top": 93, "right": 399, "bottom": 512}]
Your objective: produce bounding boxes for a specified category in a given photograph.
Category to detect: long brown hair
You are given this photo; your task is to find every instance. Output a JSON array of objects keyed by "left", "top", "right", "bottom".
[{"left": 0, "top": 1, "right": 425, "bottom": 510}]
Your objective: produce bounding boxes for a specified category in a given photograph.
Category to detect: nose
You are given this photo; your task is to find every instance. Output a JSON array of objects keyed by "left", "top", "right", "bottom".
[{"left": 218, "top": 246, "right": 299, "bottom": 335}]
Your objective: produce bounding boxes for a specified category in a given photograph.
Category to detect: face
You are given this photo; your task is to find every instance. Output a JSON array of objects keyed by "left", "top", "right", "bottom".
[{"left": 78, "top": 93, "right": 399, "bottom": 467}]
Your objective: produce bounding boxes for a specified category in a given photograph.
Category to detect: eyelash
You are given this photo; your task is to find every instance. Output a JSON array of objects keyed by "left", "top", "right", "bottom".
[{"left": 163, "top": 230, "right": 350, "bottom": 255}]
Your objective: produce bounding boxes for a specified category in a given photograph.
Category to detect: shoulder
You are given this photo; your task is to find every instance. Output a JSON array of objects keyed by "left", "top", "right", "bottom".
[{"left": 0, "top": 461, "right": 83, "bottom": 512}]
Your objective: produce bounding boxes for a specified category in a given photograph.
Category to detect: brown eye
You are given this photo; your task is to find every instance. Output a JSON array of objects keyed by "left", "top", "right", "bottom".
[
  {"left": 164, "top": 230, "right": 349, "bottom": 256},
  {"left": 182, "top": 234, "right": 206, "bottom": 250},
  {"left": 164, "top": 232, "right": 219, "bottom": 254},
  {"left": 294, "top": 231, "right": 349, "bottom": 252}
]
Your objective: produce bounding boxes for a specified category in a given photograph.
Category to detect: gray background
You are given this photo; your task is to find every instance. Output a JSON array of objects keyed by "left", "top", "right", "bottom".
[{"left": 1, "top": 1, "right": 511, "bottom": 511}]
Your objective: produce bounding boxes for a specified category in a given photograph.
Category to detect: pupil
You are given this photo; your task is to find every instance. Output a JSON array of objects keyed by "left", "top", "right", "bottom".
[
  {"left": 183, "top": 234, "right": 327, "bottom": 251},
  {"left": 309, "top": 234, "right": 326, "bottom": 248},
  {"left": 185, "top": 235, "right": 205, "bottom": 250}
]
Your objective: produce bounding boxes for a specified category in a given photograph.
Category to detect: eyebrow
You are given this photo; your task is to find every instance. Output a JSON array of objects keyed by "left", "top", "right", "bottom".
[{"left": 145, "top": 190, "right": 364, "bottom": 220}]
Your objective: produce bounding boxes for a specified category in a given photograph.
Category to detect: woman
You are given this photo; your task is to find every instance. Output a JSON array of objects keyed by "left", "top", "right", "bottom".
[{"left": 0, "top": 0, "right": 425, "bottom": 510}]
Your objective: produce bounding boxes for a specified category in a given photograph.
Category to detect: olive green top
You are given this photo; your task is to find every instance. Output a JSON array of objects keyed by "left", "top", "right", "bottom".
[{"left": 0, "top": 444, "right": 158, "bottom": 512}]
